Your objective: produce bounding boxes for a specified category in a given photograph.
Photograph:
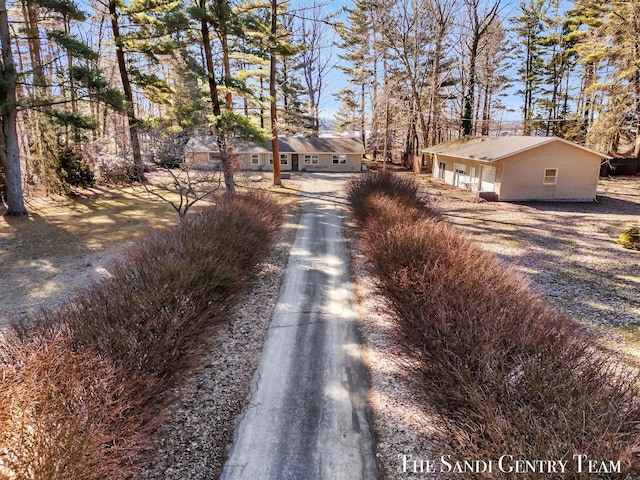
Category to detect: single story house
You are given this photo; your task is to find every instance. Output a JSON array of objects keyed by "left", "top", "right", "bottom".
[
  {"left": 184, "top": 135, "right": 364, "bottom": 172},
  {"left": 423, "top": 136, "right": 611, "bottom": 202}
]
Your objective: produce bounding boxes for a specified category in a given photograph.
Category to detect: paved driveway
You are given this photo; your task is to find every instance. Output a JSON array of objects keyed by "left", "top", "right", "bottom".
[{"left": 221, "top": 173, "right": 379, "bottom": 480}]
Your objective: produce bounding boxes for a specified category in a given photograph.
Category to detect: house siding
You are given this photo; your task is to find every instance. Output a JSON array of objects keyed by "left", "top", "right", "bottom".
[
  {"left": 238, "top": 152, "right": 361, "bottom": 172},
  {"left": 238, "top": 153, "right": 293, "bottom": 171},
  {"left": 301, "top": 153, "right": 361, "bottom": 172},
  {"left": 185, "top": 152, "right": 219, "bottom": 171},
  {"left": 430, "top": 139, "right": 602, "bottom": 202},
  {"left": 498, "top": 142, "right": 601, "bottom": 201},
  {"left": 433, "top": 154, "right": 500, "bottom": 193},
  {"left": 185, "top": 136, "right": 364, "bottom": 173}
]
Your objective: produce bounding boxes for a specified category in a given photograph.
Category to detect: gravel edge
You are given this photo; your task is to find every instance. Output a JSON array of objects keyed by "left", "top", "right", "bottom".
[{"left": 343, "top": 212, "right": 447, "bottom": 480}]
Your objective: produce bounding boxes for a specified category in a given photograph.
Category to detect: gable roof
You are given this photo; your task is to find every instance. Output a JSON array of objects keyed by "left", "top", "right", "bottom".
[
  {"left": 185, "top": 135, "right": 365, "bottom": 155},
  {"left": 422, "top": 136, "right": 611, "bottom": 162}
]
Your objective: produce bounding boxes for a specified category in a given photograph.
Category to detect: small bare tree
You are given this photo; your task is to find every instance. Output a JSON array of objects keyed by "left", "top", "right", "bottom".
[{"left": 142, "top": 133, "right": 223, "bottom": 218}]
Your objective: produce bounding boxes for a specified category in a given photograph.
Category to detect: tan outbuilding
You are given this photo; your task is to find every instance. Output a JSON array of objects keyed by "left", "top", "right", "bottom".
[{"left": 423, "top": 136, "right": 611, "bottom": 202}]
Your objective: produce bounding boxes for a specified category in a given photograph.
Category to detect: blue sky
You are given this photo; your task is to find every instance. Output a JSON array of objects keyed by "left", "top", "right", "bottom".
[{"left": 309, "top": 0, "right": 526, "bottom": 123}]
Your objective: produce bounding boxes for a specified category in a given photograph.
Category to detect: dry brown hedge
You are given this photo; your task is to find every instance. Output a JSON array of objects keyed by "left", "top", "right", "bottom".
[
  {"left": 0, "top": 192, "right": 283, "bottom": 480},
  {"left": 349, "top": 172, "right": 640, "bottom": 479}
]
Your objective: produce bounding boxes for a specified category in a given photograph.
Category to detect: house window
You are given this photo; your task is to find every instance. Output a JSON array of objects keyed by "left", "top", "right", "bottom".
[
  {"left": 280, "top": 154, "right": 289, "bottom": 165},
  {"left": 543, "top": 168, "right": 558, "bottom": 185},
  {"left": 332, "top": 154, "right": 347, "bottom": 164},
  {"left": 269, "top": 155, "right": 273, "bottom": 165},
  {"left": 304, "top": 154, "right": 319, "bottom": 165},
  {"left": 438, "top": 162, "right": 446, "bottom": 180},
  {"left": 209, "top": 153, "right": 221, "bottom": 168},
  {"left": 251, "top": 154, "right": 260, "bottom": 165}
]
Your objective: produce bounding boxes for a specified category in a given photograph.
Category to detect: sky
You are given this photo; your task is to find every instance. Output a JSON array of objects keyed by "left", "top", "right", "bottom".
[
  {"left": 308, "top": 0, "right": 532, "bottom": 124},
  {"left": 291, "top": 0, "right": 351, "bottom": 120}
]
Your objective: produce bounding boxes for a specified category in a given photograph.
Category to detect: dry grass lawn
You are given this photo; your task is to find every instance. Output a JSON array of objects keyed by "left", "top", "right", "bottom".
[
  {"left": 0, "top": 172, "right": 297, "bottom": 329},
  {"left": 1, "top": 186, "right": 176, "bottom": 327},
  {"left": 406, "top": 173, "right": 640, "bottom": 355}
]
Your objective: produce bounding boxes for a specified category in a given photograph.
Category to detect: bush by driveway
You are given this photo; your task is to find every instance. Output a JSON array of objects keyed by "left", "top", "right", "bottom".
[{"left": 348, "top": 172, "right": 640, "bottom": 479}]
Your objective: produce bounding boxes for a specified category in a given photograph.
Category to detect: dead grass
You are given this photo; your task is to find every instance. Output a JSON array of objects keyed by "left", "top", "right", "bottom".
[
  {"left": 0, "top": 171, "right": 299, "bottom": 328},
  {"left": 406, "top": 173, "right": 640, "bottom": 354},
  {"left": 348, "top": 172, "right": 640, "bottom": 479},
  {"left": 0, "top": 185, "right": 178, "bottom": 327}
]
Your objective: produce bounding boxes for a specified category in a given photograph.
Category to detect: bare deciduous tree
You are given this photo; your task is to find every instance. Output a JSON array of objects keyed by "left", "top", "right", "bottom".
[{"left": 293, "top": 0, "right": 334, "bottom": 137}]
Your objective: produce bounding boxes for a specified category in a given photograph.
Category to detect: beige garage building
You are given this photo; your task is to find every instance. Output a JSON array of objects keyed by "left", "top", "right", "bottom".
[{"left": 423, "top": 136, "right": 611, "bottom": 202}]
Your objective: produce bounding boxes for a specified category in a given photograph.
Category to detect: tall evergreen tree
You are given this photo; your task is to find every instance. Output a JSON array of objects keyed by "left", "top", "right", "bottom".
[
  {"left": 564, "top": 0, "right": 607, "bottom": 143},
  {"left": 513, "top": 0, "right": 548, "bottom": 135},
  {"left": 0, "top": 0, "right": 27, "bottom": 214},
  {"left": 336, "top": 0, "right": 373, "bottom": 148},
  {"left": 108, "top": 0, "right": 145, "bottom": 178}
]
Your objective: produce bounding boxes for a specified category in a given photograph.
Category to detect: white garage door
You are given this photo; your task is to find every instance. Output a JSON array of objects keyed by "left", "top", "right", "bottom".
[{"left": 480, "top": 165, "right": 496, "bottom": 192}]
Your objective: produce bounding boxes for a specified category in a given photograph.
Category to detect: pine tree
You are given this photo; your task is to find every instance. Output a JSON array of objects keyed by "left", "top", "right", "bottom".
[
  {"left": 0, "top": 0, "right": 27, "bottom": 214},
  {"left": 513, "top": 0, "right": 549, "bottom": 135},
  {"left": 333, "top": 87, "right": 359, "bottom": 136},
  {"left": 564, "top": 0, "right": 608, "bottom": 143},
  {"left": 585, "top": 0, "right": 640, "bottom": 155},
  {"left": 336, "top": 0, "right": 374, "bottom": 148}
]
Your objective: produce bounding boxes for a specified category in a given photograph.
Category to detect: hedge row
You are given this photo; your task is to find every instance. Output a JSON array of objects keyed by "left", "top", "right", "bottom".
[
  {"left": 348, "top": 172, "right": 640, "bottom": 479},
  {"left": 0, "top": 192, "right": 283, "bottom": 479}
]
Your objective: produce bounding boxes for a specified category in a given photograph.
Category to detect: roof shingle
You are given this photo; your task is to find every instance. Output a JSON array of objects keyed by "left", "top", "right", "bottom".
[
  {"left": 422, "top": 136, "right": 611, "bottom": 161},
  {"left": 185, "top": 136, "right": 365, "bottom": 155}
]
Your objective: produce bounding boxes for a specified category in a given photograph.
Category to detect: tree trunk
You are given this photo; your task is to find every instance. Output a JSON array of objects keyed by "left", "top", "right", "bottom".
[
  {"left": 462, "top": 0, "right": 500, "bottom": 137},
  {"left": 462, "top": 35, "right": 478, "bottom": 136},
  {"left": 0, "top": 0, "right": 27, "bottom": 215},
  {"left": 270, "top": 0, "right": 281, "bottom": 186},
  {"left": 429, "top": 38, "right": 442, "bottom": 146},
  {"left": 481, "top": 83, "right": 491, "bottom": 135},
  {"left": 200, "top": 0, "right": 236, "bottom": 195},
  {"left": 109, "top": 0, "right": 144, "bottom": 180},
  {"left": 218, "top": 4, "right": 236, "bottom": 193},
  {"left": 360, "top": 81, "right": 366, "bottom": 151},
  {"left": 200, "top": 7, "right": 235, "bottom": 194}
]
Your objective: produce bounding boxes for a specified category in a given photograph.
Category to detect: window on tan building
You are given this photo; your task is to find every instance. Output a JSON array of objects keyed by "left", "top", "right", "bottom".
[
  {"left": 332, "top": 154, "right": 347, "bottom": 164},
  {"left": 251, "top": 154, "right": 260, "bottom": 165},
  {"left": 543, "top": 168, "right": 558, "bottom": 185}
]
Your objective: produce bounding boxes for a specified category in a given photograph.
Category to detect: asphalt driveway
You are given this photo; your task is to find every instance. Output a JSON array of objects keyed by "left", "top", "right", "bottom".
[{"left": 221, "top": 173, "right": 379, "bottom": 480}]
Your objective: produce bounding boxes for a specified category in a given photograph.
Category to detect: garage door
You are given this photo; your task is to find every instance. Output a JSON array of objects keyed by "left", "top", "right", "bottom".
[{"left": 480, "top": 165, "right": 496, "bottom": 192}]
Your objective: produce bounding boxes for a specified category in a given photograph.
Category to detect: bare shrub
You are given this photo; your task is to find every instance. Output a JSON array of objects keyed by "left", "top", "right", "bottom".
[
  {"left": 0, "top": 330, "right": 154, "bottom": 480},
  {"left": 348, "top": 173, "right": 640, "bottom": 478},
  {"left": 2, "top": 192, "right": 284, "bottom": 479},
  {"left": 345, "top": 170, "right": 428, "bottom": 222}
]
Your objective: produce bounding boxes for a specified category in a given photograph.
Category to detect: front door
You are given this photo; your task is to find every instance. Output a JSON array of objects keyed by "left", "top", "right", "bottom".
[{"left": 292, "top": 154, "right": 299, "bottom": 171}]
